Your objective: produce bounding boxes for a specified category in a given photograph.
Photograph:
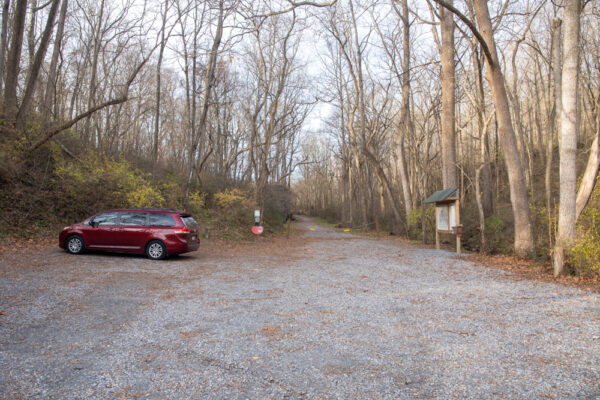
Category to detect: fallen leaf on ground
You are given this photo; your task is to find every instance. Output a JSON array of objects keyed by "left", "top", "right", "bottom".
[{"left": 262, "top": 326, "right": 279, "bottom": 331}]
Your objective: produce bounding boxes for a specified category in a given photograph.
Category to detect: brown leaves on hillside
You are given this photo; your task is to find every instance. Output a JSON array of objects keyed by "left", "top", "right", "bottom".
[
  {"left": 0, "top": 234, "right": 56, "bottom": 255},
  {"left": 469, "top": 253, "right": 600, "bottom": 294}
]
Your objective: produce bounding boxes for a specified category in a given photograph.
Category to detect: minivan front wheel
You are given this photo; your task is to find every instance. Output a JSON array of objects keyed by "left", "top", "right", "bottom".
[
  {"left": 65, "top": 235, "right": 85, "bottom": 254},
  {"left": 146, "top": 240, "right": 167, "bottom": 260}
]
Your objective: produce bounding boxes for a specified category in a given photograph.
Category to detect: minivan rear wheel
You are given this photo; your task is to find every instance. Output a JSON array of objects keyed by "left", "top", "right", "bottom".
[
  {"left": 65, "top": 235, "right": 85, "bottom": 254},
  {"left": 146, "top": 240, "right": 167, "bottom": 260}
]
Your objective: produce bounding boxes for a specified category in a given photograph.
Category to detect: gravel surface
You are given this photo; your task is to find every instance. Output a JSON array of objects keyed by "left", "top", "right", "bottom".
[{"left": 1, "top": 216, "right": 599, "bottom": 399}]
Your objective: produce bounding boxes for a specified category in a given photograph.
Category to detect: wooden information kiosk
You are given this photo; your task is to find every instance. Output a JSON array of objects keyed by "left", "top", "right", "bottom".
[{"left": 424, "top": 187, "right": 462, "bottom": 254}]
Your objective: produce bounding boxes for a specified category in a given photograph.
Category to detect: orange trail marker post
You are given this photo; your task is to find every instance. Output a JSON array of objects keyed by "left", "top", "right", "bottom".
[{"left": 252, "top": 209, "right": 263, "bottom": 235}]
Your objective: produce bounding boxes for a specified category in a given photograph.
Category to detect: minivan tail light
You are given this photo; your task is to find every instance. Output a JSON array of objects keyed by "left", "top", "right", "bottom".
[{"left": 173, "top": 227, "right": 191, "bottom": 234}]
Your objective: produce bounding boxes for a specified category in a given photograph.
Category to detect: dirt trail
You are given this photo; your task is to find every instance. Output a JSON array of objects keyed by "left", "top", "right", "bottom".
[{"left": 1, "top": 216, "right": 599, "bottom": 399}]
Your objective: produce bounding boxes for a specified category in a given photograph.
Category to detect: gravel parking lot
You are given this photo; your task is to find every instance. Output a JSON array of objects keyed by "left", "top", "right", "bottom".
[{"left": 1, "top": 216, "right": 599, "bottom": 399}]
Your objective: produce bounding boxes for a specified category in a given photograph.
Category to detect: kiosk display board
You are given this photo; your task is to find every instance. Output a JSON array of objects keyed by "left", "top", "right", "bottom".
[{"left": 436, "top": 203, "right": 456, "bottom": 233}]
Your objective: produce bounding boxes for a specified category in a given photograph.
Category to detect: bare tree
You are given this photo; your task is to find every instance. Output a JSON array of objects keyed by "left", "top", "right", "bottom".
[
  {"left": 0, "top": 0, "right": 10, "bottom": 95},
  {"left": 16, "top": 0, "right": 60, "bottom": 126},
  {"left": 43, "top": 0, "right": 69, "bottom": 117},
  {"left": 2, "top": 0, "right": 27, "bottom": 118},
  {"left": 152, "top": 0, "right": 176, "bottom": 175},
  {"left": 554, "top": 0, "right": 580, "bottom": 276},
  {"left": 433, "top": 0, "right": 534, "bottom": 257},
  {"left": 183, "top": 0, "right": 224, "bottom": 206},
  {"left": 547, "top": 16, "right": 562, "bottom": 250},
  {"left": 439, "top": 0, "right": 457, "bottom": 189}
]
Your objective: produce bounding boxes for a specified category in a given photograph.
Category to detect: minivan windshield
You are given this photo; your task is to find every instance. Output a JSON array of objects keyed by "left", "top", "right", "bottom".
[{"left": 181, "top": 216, "right": 198, "bottom": 229}]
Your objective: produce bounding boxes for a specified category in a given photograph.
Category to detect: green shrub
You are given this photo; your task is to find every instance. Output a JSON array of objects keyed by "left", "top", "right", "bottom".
[
  {"left": 407, "top": 206, "right": 435, "bottom": 241},
  {"left": 160, "top": 179, "right": 185, "bottom": 209},
  {"left": 568, "top": 231, "right": 600, "bottom": 277},
  {"left": 188, "top": 191, "right": 207, "bottom": 214},
  {"left": 483, "top": 215, "right": 513, "bottom": 254},
  {"left": 214, "top": 188, "right": 250, "bottom": 209},
  {"left": 567, "top": 205, "right": 600, "bottom": 277},
  {"left": 54, "top": 151, "right": 165, "bottom": 212},
  {"left": 126, "top": 186, "right": 165, "bottom": 208}
]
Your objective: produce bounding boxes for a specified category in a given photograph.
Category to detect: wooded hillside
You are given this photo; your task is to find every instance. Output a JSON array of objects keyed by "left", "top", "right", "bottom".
[{"left": 0, "top": 0, "right": 598, "bottom": 276}]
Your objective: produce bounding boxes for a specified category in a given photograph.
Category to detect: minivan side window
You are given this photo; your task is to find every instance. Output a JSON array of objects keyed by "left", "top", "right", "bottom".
[
  {"left": 119, "top": 212, "right": 148, "bottom": 226},
  {"left": 148, "top": 213, "right": 176, "bottom": 227},
  {"left": 92, "top": 212, "right": 119, "bottom": 226}
]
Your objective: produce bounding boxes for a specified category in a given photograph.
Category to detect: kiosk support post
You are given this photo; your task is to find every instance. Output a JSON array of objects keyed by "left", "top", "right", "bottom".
[{"left": 455, "top": 198, "right": 461, "bottom": 255}]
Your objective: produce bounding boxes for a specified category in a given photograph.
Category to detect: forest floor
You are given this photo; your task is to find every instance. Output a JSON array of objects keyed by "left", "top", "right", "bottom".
[{"left": 1, "top": 216, "right": 599, "bottom": 399}]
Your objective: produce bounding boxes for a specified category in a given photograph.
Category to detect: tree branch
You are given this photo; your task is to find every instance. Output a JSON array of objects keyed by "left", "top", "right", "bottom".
[
  {"left": 431, "top": 0, "right": 493, "bottom": 66},
  {"left": 27, "top": 50, "right": 154, "bottom": 154},
  {"left": 252, "top": 0, "right": 338, "bottom": 18}
]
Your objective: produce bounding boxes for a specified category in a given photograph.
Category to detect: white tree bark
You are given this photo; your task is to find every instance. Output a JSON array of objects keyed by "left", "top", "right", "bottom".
[
  {"left": 546, "top": 17, "right": 561, "bottom": 250},
  {"left": 554, "top": 0, "right": 580, "bottom": 276}
]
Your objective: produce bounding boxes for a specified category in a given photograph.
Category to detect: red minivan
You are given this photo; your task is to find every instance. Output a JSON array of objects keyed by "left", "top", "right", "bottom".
[{"left": 59, "top": 208, "right": 200, "bottom": 260}]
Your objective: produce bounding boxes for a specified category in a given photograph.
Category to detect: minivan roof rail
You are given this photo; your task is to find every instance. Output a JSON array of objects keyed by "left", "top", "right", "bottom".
[{"left": 135, "top": 208, "right": 186, "bottom": 213}]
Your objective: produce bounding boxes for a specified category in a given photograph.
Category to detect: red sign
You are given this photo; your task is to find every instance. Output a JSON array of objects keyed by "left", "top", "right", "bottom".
[{"left": 252, "top": 225, "right": 264, "bottom": 235}]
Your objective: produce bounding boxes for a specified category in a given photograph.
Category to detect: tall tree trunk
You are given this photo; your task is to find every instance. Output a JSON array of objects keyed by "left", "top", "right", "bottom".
[
  {"left": 397, "top": 135, "right": 412, "bottom": 217},
  {"left": 475, "top": 164, "right": 486, "bottom": 252},
  {"left": 364, "top": 146, "right": 403, "bottom": 233},
  {"left": 153, "top": 3, "right": 169, "bottom": 177},
  {"left": 553, "top": 0, "right": 580, "bottom": 276},
  {"left": 183, "top": 0, "right": 224, "bottom": 207},
  {"left": 16, "top": 0, "right": 60, "bottom": 126},
  {"left": 43, "top": 0, "right": 68, "bottom": 117},
  {"left": 472, "top": 0, "right": 534, "bottom": 257},
  {"left": 347, "top": 124, "right": 368, "bottom": 226},
  {"left": 440, "top": 0, "right": 457, "bottom": 189},
  {"left": 2, "top": 0, "right": 27, "bottom": 118},
  {"left": 469, "top": 25, "right": 493, "bottom": 215},
  {"left": 575, "top": 124, "right": 600, "bottom": 220},
  {"left": 0, "top": 0, "right": 10, "bottom": 96},
  {"left": 26, "top": 0, "right": 35, "bottom": 73},
  {"left": 477, "top": 58, "right": 493, "bottom": 215},
  {"left": 83, "top": 0, "right": 105, "bottom": 145},
  {"left": 547, "top": 17, "right": 561, "bottom": 250},
  {"left": 398, "top": 0, "right": 413, "bottom": 217}
]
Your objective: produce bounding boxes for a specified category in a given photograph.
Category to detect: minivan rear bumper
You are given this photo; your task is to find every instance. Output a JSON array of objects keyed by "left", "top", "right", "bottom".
[{"left": 164, "top": 236, "right": 199, "bottom": 255}]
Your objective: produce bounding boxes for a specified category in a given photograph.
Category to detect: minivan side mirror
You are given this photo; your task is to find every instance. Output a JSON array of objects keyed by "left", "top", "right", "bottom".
[{"left": 90, "top": 219, "right": 99, "bottom": 227}]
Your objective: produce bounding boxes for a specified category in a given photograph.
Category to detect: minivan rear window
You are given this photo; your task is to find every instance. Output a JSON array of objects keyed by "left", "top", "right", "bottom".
[
  {"left": 181, "top": 216, "right": 198, "bottom": 229},
  {"left": 149, "top": 213, "right": 176, "bottom": 227}
]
